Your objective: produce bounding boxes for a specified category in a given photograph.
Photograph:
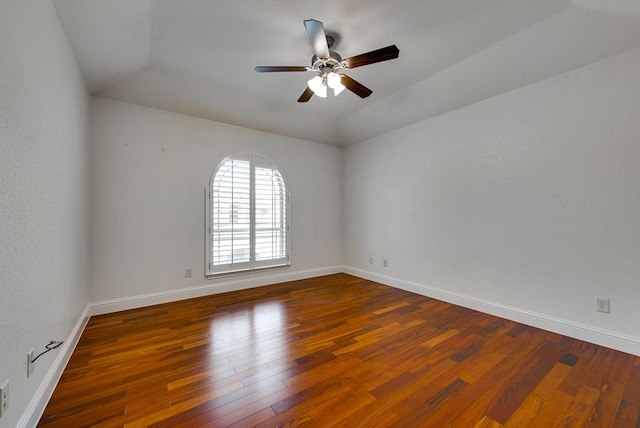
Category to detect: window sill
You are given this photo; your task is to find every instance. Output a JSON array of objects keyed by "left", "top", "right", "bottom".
[{"left": 205, "top": 262, "right": 290, "bottom": 280}]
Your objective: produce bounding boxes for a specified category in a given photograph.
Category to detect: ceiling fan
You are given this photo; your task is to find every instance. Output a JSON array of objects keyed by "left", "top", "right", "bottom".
[{"left": 255, "top": 19, "right": 400, "bottom": 102}]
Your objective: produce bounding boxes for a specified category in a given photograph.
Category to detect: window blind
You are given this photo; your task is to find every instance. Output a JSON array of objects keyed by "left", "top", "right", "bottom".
[{"left": 208, "top": 153, "right": 289, "bottom": 275}]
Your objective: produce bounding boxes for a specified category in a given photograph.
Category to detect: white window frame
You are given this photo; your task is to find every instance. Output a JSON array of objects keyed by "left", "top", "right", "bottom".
[{"left": 206, "top": 152, "right": 290, "bottom": 277}]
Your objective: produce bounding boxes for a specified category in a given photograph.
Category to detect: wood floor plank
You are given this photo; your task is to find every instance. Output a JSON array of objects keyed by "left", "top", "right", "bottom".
[
  {"left": 502, "top": 394, "right": 546, "bottom": 428},
  {"left": 38, "top": 273, "right": 640, "bottom": 427},
  {"left": 556, "top": 384, "right": 601, "bottom": 427},
  {"left": 473, "top": 415, "right": 504, "bottom": 428},
  {"left": 344, "top": 358, "right": 458, "bottom": 427},
  {"left": 614, "top": 399, "right": 640, "bottom": 427},
  {"left": 224, "top": 407, "right": 275, "bottom": 427},
  {"left": 530, "top": 362, "right": 573, "bottom": 401},
  {"left": 485, "top": 341, "right": 564, "bottom": 423},
  {"left": 589, "top": 382, "right": 626, "bottom": 427},
  {"left": 161, "top": 379, "right": 288, "bottom": 428},
  {"left": 530, "top": 390, "right": 575, "bottom": 427},
  {"left": 623, "top": 363, "right": 640, "bottom": 405}
]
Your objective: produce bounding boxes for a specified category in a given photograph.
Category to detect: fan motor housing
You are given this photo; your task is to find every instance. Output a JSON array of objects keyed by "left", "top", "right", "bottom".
[{"left": 311, "top": 51, "right": 343, "bottom": 71}]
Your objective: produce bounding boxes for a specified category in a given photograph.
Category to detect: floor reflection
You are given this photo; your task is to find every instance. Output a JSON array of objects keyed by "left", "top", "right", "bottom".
[{"left": 208, "top": 301, "right": 287, "bottom": 373}]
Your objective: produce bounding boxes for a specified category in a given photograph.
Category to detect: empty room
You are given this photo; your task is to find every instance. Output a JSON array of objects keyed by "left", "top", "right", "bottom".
[{"left": 2, "top": 0, "right": 640, "bottom": 426}]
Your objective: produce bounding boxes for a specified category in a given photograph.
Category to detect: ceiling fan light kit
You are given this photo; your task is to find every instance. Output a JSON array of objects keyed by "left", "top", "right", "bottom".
[
  {"left": 307, "top": 72, "right": 345, "bottom": 98},
  {"left": 255, "top": 19, "right": 399, "bottom": 103},
  {"left": 308, "top": 75, "right": 328, "bottom": 98},
  {"left": 327, "top": 72, "right": 346, "bottom": 95}
]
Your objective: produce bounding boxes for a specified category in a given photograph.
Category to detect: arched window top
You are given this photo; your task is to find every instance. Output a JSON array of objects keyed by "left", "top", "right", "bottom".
[{"left": 206, "top": 152, "right": 289, "bottom": 276}]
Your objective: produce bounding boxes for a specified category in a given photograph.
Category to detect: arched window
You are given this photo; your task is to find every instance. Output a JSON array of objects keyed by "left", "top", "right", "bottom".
[{"left": 206, "top": 152, "right": 289, "bottom": 276}]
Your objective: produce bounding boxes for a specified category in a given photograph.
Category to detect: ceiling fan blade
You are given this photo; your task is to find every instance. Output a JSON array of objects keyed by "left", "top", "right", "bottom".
[
  {"left": 344, "top": 45, "right": 400, "bottom": 69},
  {"left": 304, "top": 19, "right": 330, "bottom": 59},
  {"left": 298, "top": 87, "right": 314, "bottom": 103},
  {"left": 341, "top": 74, "right": 372, "bottom": 98},
  {"left": 254, "top": 66, "right": 308, "bottom": 73}
]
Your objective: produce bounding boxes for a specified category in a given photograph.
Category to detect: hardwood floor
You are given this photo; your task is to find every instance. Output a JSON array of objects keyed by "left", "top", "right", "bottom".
[{"left": 39, "top": 274, "right": 640, "bottom": 427}]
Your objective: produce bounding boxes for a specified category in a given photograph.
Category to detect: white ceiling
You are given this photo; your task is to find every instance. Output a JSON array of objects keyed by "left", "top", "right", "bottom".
[{"left": 52, "top": 0, "right": 640, "bottom": 145}]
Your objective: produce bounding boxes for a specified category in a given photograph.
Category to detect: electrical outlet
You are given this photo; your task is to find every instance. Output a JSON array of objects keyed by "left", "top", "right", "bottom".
[
  {"left": 383, "top": 259, "right": 388, "bottom": 268},
  {"left": 368, "top": 257, "right": 373, "bottom": 265},
  {"left": 27, "top": 349, "right": 35, "bottom": 378},
  {"left": 0, "top": 379, "right": 9, "bottom": 418},
  {"left": 596, "top": 297, "right": 610, "bottom": 313},
  {"left": 185, "top": 267, "right": 192, "bottom": 278}
]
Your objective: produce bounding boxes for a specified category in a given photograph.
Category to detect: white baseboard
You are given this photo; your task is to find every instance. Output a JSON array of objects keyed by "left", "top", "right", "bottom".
[
  {"left": 17, "top": 304, "right": 91, "bottom": 428},
  {"left": 90, "top": 266, "right": 343, "bottom": 316},
  {"left": 344, "top": 266, "right": 640, "bottom": 356}
]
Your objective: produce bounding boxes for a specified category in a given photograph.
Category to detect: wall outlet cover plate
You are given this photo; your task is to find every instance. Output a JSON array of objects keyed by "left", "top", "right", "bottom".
[
  {"left": 0, "top": 379, "right": 9, "bottom": 418},
  {"left": 27, "top": 349, "right": 35, "bottom": 378}
]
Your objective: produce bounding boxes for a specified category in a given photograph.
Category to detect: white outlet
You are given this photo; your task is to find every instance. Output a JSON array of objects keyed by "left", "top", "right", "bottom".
[
  {"left": 596, "top": 297, "right": 610, "bottom": 313},
  {"left": 185, "top": 267, "right": 192, "bottom": 278},
  {"left": 0, "top": 379, "right": 8, "bottom": 418},
  {"left": 383, "top": 259, "right": 388, "bottom": 268},
  {"left": 27, "top": 349, "right": 35, "bottom": 378},
  {"left": 368, "top": 257, "right": 373, "bottom": 264}
]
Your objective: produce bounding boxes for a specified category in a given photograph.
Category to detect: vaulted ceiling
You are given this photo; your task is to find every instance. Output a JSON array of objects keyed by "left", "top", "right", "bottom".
[{"left": 52, "top": 0, "right": 640, "bottom": 145}]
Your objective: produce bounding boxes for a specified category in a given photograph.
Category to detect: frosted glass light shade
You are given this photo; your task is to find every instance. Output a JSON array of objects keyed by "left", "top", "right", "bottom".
[
  {"left": 326, "top": 72, "right": 341, "bottom": 88},
  {"left": 327, "top": 72, "right": 346, "bottom": 96},
  {"left": 307, "top": 75, "right": 327, "bottom": 98}
]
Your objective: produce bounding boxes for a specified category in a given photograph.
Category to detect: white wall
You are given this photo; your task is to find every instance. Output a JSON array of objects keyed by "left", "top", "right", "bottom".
[
  {"left": 344, "top": 48, "right": 640, "bottom": 344},
  {"left": 89, "top": 98, "right": 343, "bottom": 301},
  {"left": 0, "top": 0, "right": 90, "bottom": 426}
]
